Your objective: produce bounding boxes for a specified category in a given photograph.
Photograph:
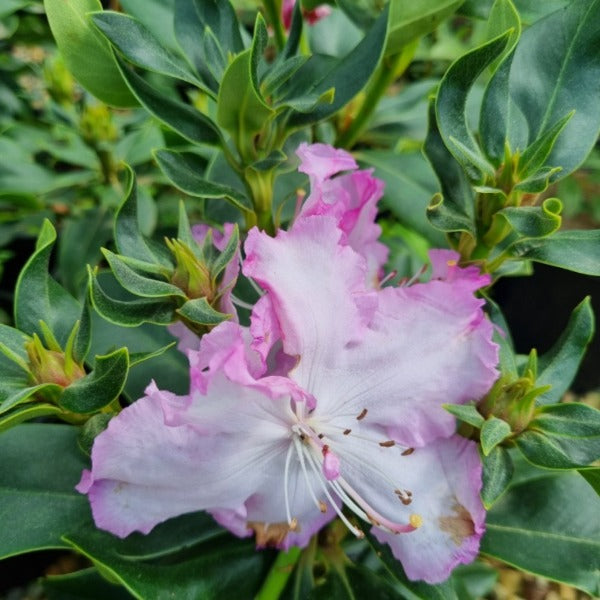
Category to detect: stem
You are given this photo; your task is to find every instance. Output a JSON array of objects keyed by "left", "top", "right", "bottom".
[
  {"left": 255, "top": 547, "right": 302, "bottom": 600},
  {"left": 335, "top": 43, "right": 417, "bottom": 149},
  {"left": 263, "top": 0, "right": 286, "bottom": 51}
]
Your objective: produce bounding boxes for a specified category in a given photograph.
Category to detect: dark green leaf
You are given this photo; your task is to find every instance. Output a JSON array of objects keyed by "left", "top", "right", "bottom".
[
  {"left": 155, "top": 149, "right": 252, "bottom": 212},
  {"left": 427, "top": 194, "right": 476, "bottom": 236},
  {"left": 494, "top": 197, "right": 562, "bottom": 239},
  {"left": 89, "top": 268, "right": 176, "bottom": 327},
  {"left": 92, "top": 11, "right": 204, "bottom": 87},
  {"left": 59, "top": 348, "right": 129, "bottom": 413},
  {"left": 44, "top": 568, "right": 133, "bottom": 600},
  {"left": 387, "top": 0, "right": 465, "bottom": 55},
  {"left": 436, "top": 31, "right": 510, "bottom": 180},
  {"left": 0, "top": 424, "right": 90, "bottom": 558},
  {"left": 579, "top": 468, "right": 600, "bottom": 496},
  {"left": 44, "top": 0, "right": 137, "bottom": 106},
  {"left": 509, "top": 230, "right": 600, "bottom": 275},
  {"left": 516, "top": 403, "right": 600, "bottom": 469},
  {"left": 536, "top": 297, "right": 595, "bottom": 404},
  {"left": 289, "top": 5, "right": 389, "bottom": 126},
  {"left": 482, "top": 472, "right": 600, "bottom": 594},
  {"left": 14, "top": 219, "right": 81, "bottom": 346},
  {"left": 481, "top": 446, "right": 514, "bottom": 508},
  {"left": 116, "top": 56, "right": 221, "bottom": 145}
]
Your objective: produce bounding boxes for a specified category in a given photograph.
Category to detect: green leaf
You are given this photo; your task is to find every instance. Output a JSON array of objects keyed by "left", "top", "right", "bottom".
[
  {"left": 516, "top": 403, "right": 600, "bottom": 469},
  {"left": 177, "top": 297, "right": 230, "bottom": 326},
  {"left": 365, "top": 532, "right": 458, "bottom": 599},
  {"left": 0, "top": 424, "right": 90, "bottom": 558},
  {"left": 443, "top": 404, "right": 485, "bottom": 428},
  {"left": 486, "top": 0, "right": 521, "bottom": 64},
  {"left": 91, "top": 11, "right": 206, "bottom": 88},
  {"left": 289, "top": 5, "right": 389, "bottom": 126},
  {"left": 14, "top": 220, "right": 81, "bottom": 346},
  {"left": 43, "top": 0, "right": 137, "bottom": 106},
  {"left": 0, "top": 403, "right": 65, "bottom": 433},
  {"left": 493, "top": 197, "right": 562, "bottom": 239},
  {"left": 129, "top": 342, "right": 176, "bottom": 367},
  {"left": 155, "top": 149, "right": 252, "bottom": 213},
  {"left": 0, "top": 383, "right": 62, "bottom": 417},
  {"left": 217, "top": 46, "right": 274, "bottom": 153},
  {"left": 427, "top": 193, "right": 476, "bottom": 236},
  {"left": 480, "top": 416, "right": 512, "bottom": 455},
  {"left": 482, "top": 472, "right": 600, "bottom": 595},
  {"left": 116, "top": 56, "right": 221, "bottom": 146},
  {"left": 114, "top": 166, "right": 162, "bottom": 264},
  {"left": 509, "top": 230, "right": 600, "bottom": 275},
  {"left": 103, "top": 249, "right": 185, "bottom": 299},
  {"left": 89, "top": 268, "right": 176, "bottom": 327},
  {"left": 436, "top": 31, "right": 510, "bottom": 180},
  {"left": 44, "top": 567, "right": 133, "bottom": 600},
  {"left": 59, "top": 348, "right": 129, "bottom": 413},
  {"left": 481, "top": 0, "right": 600, "bottom": 180},
  {"left": 536, "top": 297, "right": 595, "bottom": 404},
  {"left": 174, "top": 0, "right": 244, "bottom": 91},
  {"left": 579, "top": 468, "right": 600, "bottom": 496},
  {"left": 210, "top": 225, "right": 239, "bottom": 281},
  {"left": 64, "top": 529, "right": 269, "bottom": 600},
  {"left": 481, "top": 446, "right": 514, "bottom": 508},
  {"left": 387, "top": 0, "right": 465, "bottom": 55}
]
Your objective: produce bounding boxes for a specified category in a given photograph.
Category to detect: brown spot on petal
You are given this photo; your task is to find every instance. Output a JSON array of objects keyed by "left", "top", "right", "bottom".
[
  {"left": 248, "top": 521, "right": 297, "bottom": 547},
  {"left": 438, "top": 503, "right": 475, "bottom": 546},
  {"left": 356, "top": 408, "right": 368, "bottom": 421},
  {"left": 379, "top": 440, "right": 395, "bottom": 448},
  {"left": 401, "top": 447, "right": 415, "bottom": 456}
]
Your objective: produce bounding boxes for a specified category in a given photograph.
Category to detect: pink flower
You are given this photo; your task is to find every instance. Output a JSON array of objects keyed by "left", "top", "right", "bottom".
[
  {"left": 282, "top": 0, "right": 332, "bottom": 30},
  {"left": 78, "top": 214, "right": 498, "bottom": 583},
  {"left": 295, "top": 142, "right": 389, "bottom": 285}
]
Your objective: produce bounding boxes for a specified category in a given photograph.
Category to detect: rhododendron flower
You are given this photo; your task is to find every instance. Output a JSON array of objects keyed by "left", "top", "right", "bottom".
[
  {"left": 78, "top": 210, "right": 498, "bottom": 583},
  {"left": 282, "top": 0, "right": 332, "bottom": 30},
  {"left": 295, "top": 142, "right": 388, "bottom": 284}
]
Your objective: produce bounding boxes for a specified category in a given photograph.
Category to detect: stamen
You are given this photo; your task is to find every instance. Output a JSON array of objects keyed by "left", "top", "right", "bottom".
[
  {"left": 230, "top": 294, "right": 255, "bottom": 311},
  {"left": 403, "top": 263, "right": 428, "bottom": 287},
  {"left": 301, "top": 445, "right": 364, "bottom": 538},
  {"left": 379, "top": 440, "right": 395, "bottom": 448},
  {"left": 318, "top": 433, "right": 324, "bottom": 439},
  {"left": 318, "top": 500, "right": 327, "bottom": 513},
  {"left": 248, "top": 277, "right": 265, "bottom": 298},
  {"left": 356, "top": 408, "right": 368, "bottom": 421},
  {"left": 343, "top": 429, "right": 351, "bottom": 435},
  {"left": 401, "top": 447, "right": 415, "bottom": 456},
  {"left": 292, "top": 437, "right": 324, "bottom": 514},
  {"left": 379, "top": 269, "right": 397, "bottom": 287},
  {"left": 283, "top": 441, "right": 295, "bottom": 527},
  {"left": 410, "top": 514, "right": 423, "bottom": 528}
]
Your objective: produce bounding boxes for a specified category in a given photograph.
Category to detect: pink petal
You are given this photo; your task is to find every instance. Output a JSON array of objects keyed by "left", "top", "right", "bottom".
[
  {"left": 296, "top": 142, "right": 357, "bottom": 184},
  {"left": 243, "top": 218, "right": 377, "bottom": 391},
  {"left": 369, "top": 436, "right": 485, "bottom": 583}
]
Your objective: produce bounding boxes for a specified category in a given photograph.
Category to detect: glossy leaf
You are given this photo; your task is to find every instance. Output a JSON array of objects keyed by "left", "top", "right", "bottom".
[
  {"left": 427, "top": 194, "right": 476, "bottom": 236},
  {"left": 59, "top": 349, "right": 129, "bottom": 414},
  {"left": 155, "top": 149, "right": 252, "bottom": 213},
  {"left": 387, "top": 0, "right": 465, "bottom": 55},
  {"left": 436, "top": 32, "right": 510, "bottom": 180},
  {"left": 289, "top": 5, "right": 389, "bottom": 126},
  {"left": 480, "top": 416, "right": 512, "bottom": 456},
  {"left": 516, "top": 403, "right": 600, "bottom": 469},
  {"left": 0, "top": 424, "right": 90, "bottom": 558},
  {"left": 536, "top": 297, "right": 595, "bottom": 404},
  {"left": 508, "top": 230, "right": 600, "bottom": 275},
  {"left": 44, "top": 568, "right": 132, "bottom": 600},
  {"left": 43, "top": 0, "right": 137, "bottom": 106},
  {"left": 14, "top": 220, "right": 81, "bottom": 346},
  {"left": 494, "top": 197, "right": 562, "bottom": 239},
  {"left": 480, "top": 0, "right": 600, "bottom": 180},
  {"left": 482, "top": 472, "right": 600, "bottom": 594},
  {"left": 580, "top": 468, "right": 600, "bottom": 496},
  {"left": 91, "top": 11, "right": 205, "bottom": 87},
  {"left": 116, "top": 56, "right": 221, "bottom": 145},
  {"left": 481, "top": 446, "right": 514, "bottom": 508},
  {"left": 443, "top": 404, "right": 485, "bottom": 428}
]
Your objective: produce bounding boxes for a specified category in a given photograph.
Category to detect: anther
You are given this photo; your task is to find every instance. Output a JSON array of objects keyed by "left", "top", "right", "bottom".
[
  {"left": 318, "top": 433, "right": 324, "bottom": 439},
  {"left": 356, "top": 408, "right": 368, "bottom": 421},
  {"left": 401, "top": 447, "right": 415, "bottom": 456},
  {"left": 410, "top": 514, "right": 423, "bottom": 529},
  {"left": 319, "top": 501, "right": 327, "bottom": 513},
  {"left": 343, "top": 429, "right": 351, "bottom": 435},
  {"left": 289, "top": 518, "right": 298, "bottom": 531},
  {"left": 322, "top": 444, "right": 329, "bottom": 456},
  {"left": 379, "top": 440, "right": 395, "bottom": 448}
]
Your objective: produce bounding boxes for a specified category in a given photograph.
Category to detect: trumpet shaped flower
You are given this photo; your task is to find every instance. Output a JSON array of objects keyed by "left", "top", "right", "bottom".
[{"left": 78, "top": 214, "right": 497, "bottom": 583}]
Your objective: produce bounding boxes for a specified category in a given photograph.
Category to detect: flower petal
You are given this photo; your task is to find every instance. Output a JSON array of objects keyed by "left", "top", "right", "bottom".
[
  {"left": 368, "top": 436, "right": 485, "bottom": 583},
  {"left": 243, "top": 218, "right": 377, "bottom": 392},
  {"left": 297, "top": 142, "right": 357, "bottom": 183},
  {"left": 312, "top": 271, "right": 498, "bottom": 447}
]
